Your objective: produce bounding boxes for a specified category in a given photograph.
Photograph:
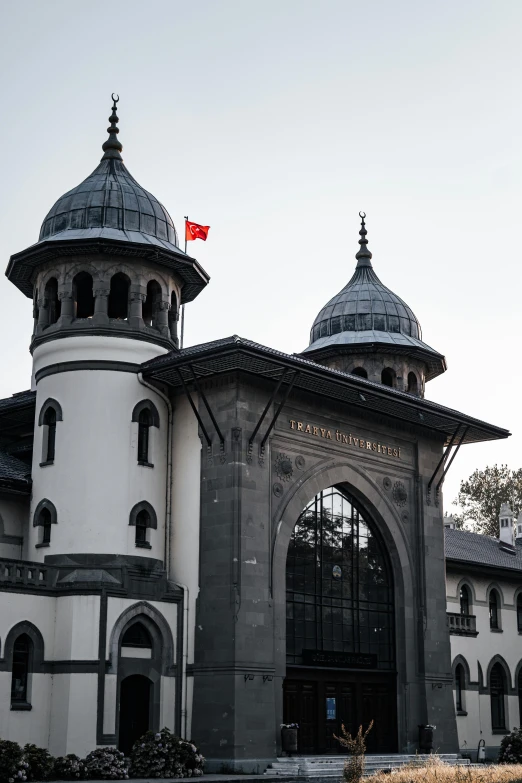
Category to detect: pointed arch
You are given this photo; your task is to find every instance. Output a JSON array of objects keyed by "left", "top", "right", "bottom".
[
  {"left": 108, "top": 601, "right": 175, "bottom": 675},
  {"left": 38, "top": 398, "right": 63, "bottom": 425}
]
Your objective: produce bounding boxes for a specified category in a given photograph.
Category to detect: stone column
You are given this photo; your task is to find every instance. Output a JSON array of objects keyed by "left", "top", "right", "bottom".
[
  {"left": 129, "top": 291, "right": 145, "bottom": 330},
  {"left": 58, "top": 291, "right": 74, "bottom": 326},
  {"left": 36, "top": 297, "right": 49, "bottom": 333},
  {"left": 169, "top": 308, "right": 179, "bottom": 347},
  {"left": 93, "top": 286, "right": 110, "bottom": 326},
  {"left": 156, "top": 300, "right": 170, "bottom": 337}
]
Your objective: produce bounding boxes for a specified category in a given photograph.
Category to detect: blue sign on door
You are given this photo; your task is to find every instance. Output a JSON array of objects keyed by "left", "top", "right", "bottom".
[{"left": 326, "top": 697, "right": 336, "bottom": 721}]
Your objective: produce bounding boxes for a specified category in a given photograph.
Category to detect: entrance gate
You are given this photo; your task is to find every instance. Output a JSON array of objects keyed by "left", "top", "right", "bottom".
[{"left": 284, "top": 487, "right": 397, "bottom": 754}]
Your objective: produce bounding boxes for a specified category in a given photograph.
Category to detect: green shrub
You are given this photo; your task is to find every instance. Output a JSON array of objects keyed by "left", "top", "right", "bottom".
[
  {"left": 23, "top": 745, "right": 54, "bottom": 781},
  {"left": 0, "top": 739, "right": 28, "bottom": 783},
  {"left": 53, "top": 755, "right": 86, "bottom": 781},
  {"left": 129, "top": 728, "right": 204, "bottom": 778},
  {"left": 499, "top": 727, "right": 522, "bottom": 764},
  {"left": 83, "top": 749, "right": 128, "bottom": 780}
]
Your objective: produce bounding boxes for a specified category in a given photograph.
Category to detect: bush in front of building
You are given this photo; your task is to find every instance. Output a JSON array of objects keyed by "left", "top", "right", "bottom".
[
  {"left": 498, "top": 726, "right": 522, "bottom": 764},
  {"left": 53, "top": 755, "right": 86, "bottom": 780},
  {"left": 83, "top": 749, "right": 128, "bottom": 780},
  {"left": 23, "top": 744, "right": 55, "bottom": 781},
  {"left": 129, "top": 728, "right": 204, "bottom": 778},
  {"left": 0, "top": 739, "right": 29, "bottom": 783}
]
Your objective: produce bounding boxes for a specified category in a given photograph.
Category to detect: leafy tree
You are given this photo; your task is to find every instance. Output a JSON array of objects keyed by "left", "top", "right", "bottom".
[{"left": 452, "top": 465, "right": 522, "bottom": 537}]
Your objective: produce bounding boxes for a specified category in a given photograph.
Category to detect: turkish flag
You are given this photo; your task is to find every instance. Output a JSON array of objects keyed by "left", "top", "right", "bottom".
[{"left": 185, "top": 220, "right": 210, "bottom": 242}]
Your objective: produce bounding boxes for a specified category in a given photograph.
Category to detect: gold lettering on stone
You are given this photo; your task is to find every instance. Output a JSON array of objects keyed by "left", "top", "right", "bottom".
[{"left": 288, "top": 420, "right": 401, "bottom": 459}]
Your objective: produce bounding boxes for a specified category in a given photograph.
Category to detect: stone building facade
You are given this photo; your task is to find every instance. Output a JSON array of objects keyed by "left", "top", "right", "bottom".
[{"left": 0, "top": 99, "right": 510, "bottom": 770}]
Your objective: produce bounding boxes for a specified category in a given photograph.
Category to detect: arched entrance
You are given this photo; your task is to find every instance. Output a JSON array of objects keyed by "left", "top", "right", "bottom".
[
  {"left": 118, "top": 674, "right": 152, "bottom": 755},
  {"left": 283, "top": 486, "right": 397, "bottom": 753}
]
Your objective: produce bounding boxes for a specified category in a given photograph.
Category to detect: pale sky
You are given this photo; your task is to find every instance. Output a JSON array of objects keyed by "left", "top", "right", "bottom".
[{"left": 0, "top": 0, "right": 520, "bottom": 510}]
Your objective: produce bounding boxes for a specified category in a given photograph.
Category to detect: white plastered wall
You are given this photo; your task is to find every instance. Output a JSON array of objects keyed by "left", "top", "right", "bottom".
[
  {"left": 0, "top": 495, "right": 27, "bottom": 559},
  {"left": 169, "top": 393, "right": 201, "bottom": 738},
  {"left": 29, "top": 336, "right": 169, "bottom": 561},
  {"left": 447, "top": 571, "right": 522, "bottom": 756}
]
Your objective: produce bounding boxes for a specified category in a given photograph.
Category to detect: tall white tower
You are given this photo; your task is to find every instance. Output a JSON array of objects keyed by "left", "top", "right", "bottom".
[{"left": 6, "top": 96, "right": 209, "bottom": 564}]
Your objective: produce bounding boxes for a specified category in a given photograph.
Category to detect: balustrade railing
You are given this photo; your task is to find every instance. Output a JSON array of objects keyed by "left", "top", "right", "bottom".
[
  {"left": 0, "top": 558, "right": 52, "bottom": 588},
  {"left": 447, "top": 612, "right": 478, "bottom": 636}
]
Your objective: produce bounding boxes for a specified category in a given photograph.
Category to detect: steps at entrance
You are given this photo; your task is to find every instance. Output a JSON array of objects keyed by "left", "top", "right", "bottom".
[{"left": 265, "top": 754, "right": 469, "bottom": 777}]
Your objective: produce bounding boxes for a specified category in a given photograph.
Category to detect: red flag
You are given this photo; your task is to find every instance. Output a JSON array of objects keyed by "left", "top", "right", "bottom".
[{"left": 185, "top": 220, "right": 210, "bottom": 242}]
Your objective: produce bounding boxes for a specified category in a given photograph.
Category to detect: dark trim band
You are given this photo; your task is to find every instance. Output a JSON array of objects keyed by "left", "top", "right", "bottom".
[{"left": 35, "top": 361, "right": 141, "bottom": 383}]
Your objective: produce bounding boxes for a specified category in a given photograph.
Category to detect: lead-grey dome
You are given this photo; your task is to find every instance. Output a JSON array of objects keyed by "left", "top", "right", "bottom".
[
  {"left": 303, "top": 214, "right": 446, "bottom": 380},
  {"left": 39, "top": 97, "right": 179, "bottom": 251}
]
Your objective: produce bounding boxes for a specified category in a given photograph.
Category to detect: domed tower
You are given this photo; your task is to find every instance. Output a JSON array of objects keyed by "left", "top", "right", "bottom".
[
  {"left": 302, "top": 213, "right": 445, "bottom": 397},
  {"left": 5, "top": 96, "right": 209, "bottom": 561}
]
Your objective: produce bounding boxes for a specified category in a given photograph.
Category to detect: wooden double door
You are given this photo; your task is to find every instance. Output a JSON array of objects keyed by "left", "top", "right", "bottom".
[{"left": 283, "top": 668, "right": 397, "bottom": 754}]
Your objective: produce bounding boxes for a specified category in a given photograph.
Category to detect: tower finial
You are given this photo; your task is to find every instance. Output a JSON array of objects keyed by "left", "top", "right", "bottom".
[
  {"left": 101, "top": 93, "right": 123, "bottom": 161},
  {"left": 355, "top": 211, "right": 373, "bottom": 267}
]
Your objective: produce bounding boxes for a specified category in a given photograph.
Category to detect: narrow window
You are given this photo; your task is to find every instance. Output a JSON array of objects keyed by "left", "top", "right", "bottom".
[
  {"left": 135, "top": 510, "right": 150, "bottom": 547},
  {"left": 138, "top": 409, "right": 151, "bottom": 463},
  {"left": 73, "top": 272, "right": 95, "bottom": 318},
  {"left": 381, "top": 368, "right": 395, "bottom": 387},
  {"left": 122, "top": 622, "right": 152, "bottom": 648},
  {"left": 518, "top": 668, "right": 522, "bottom": 726},
  {"left": 490, "top": 663, "right": 506, "bottom": 730},
  {"left": 108, "top": 273, "right": 130, "bottom": 319},
  {"left": 142, "top": 280, "right": 162, "bottom": 328},
  {"left": 40, "top": 508, "right": 52, "bottom": 545},
  {"left": 460, "top": 585, "right": 470, "bottom": 615},
  {"left": 352, "top": 367, "right": 368, "bottom": 379},
  {"left": 455, "top": 664, "right": 465, "bottom": 713},
  {"left": 43, "top": 407, "right": 56, "bottom": 463},
  {"left": 11, "top": 634, "right": 32, "bottom": 705},
  {"left": 44, "top": 278, "right": 61, "bottom": 325},
  {"left": 489, "top": 590, "right": 500, "bottom": 629},
  {"left": 407, "top": 372, "right": 418, "bottom": 395},
  {"left": 517, "top": 595, "right": 522, "bottom": 633}
]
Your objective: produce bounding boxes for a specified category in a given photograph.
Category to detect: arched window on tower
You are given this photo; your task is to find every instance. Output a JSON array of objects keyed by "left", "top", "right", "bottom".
[
  {"left": 460, "top": 585, "right": 471, "bottom": 615},
  {"left": 142, "top": 280, "right": 162, "bottom": 328},
  {"left": 73, "top": 272, "right": 95, "bottom": 318},
  {"left": 11, "top": 634, "right": 33, "bottom": 706},
  {"left": 517, "top": 594, "right": 522, "bottom": 633},
  {"left": 518, "top": 667, "right": 522, "bottom": 726},
  {"left": 352, "top": 367, "right": 368, "bottom": 379},
  {"left": 489, "top": 589, "right": 500, "bottom": 630},
  {"left": 132, "top": 401, "right": 160, "bottom": 466},
  {"left": 455, "top": 664, "right": 465, "bottom": 713},
  {"left": 381, "top": 368, "right": 396, "bottom": 388},
  {"left": 108, "top": 273, "right": 130, "bottom": 320},
  {"left": 33, "top": 499, "right": 57, "bottom": 547},
  {"left": 407, "top": 372, "right": 419, "bottom": 396},
  {"left": 38, "top": 399, "right": 62, "bottom": 466},
  {"left": 44, "top": 278, "right": 61, "bottom": 325},
  {"left": 129, "top": 502, "right": 157, "bottom": 549},
  {"left": 490, "top": 663, "right": 507, "bottom": 731}
]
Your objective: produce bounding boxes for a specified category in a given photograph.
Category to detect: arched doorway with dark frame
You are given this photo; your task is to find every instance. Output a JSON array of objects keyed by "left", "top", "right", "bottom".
[{"left": 283, "top": 486, "right": 397, "bottom": 754}]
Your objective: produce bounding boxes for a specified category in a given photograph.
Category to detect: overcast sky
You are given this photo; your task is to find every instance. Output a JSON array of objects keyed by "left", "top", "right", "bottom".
[{"left": 0, "top": 0, "right": 520, "bottom": 510}]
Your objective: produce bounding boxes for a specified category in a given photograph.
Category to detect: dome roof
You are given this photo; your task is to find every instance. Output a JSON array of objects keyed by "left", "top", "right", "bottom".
[
  {"left": 38, "top": 96, "right": 179, "bottom": 252},
  {"left": 303, "top": 214, "right": 445, "bottom": 379}
]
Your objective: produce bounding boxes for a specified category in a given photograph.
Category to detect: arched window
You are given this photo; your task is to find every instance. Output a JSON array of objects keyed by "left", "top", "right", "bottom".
[
  {"left": 381, "top": 368, "right": 395, "bottom": 388},
  {"left": 132, "top": 401, "right": 160, "bottom": 466},
  {"left": 122, "top": 622, "right": 152, "bottom": 648},
  {"left": 517, "top": 595, "right": 522, "bottom": 633},
  {"left": 489, "top": 589, "right": 500, "bottom": 629},
  {"left": 352, "top": 367, "right": 368, "bottom": 379},
  {"left": 129, "top": 502, "right": 157, "bottom": 549},
  {"left": 33, "top": 499, "right": 57, "bottom": 547},
  {"left": 518, "top": 667, "right": 522, "bottom": 725},
  {"left": 460, "top": 585, "right": 470, "bottom": 615},
  {"left": 73, "top": 272, "right": 94, "bottom": 318},
  {"left": 490, "top": 663, "right": 507, "bottom": 730},
  {"left": 455, "top": 664, "right": 465, "bottom": 713},
  {"left": 11, "top": 634, "right": 32, "bottom": 705},
  {"left": 108, "top": 273, "right": 130, "bottom": 319},
  {"left": 407, "top": 372, "right": 418, "bottom": 395},
  {"left": 142, "top": 280, "right": 162, "bottom": 328},
  {"left": 44, "top": 278, "right": 61, "bottom": 325},
  {"left": 43, "top": 407, "right": 56, "bottom": 463}
]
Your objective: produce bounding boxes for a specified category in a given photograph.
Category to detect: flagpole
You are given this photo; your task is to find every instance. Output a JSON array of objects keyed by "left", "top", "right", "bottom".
[{"left": 180, "top": 215, "right": 188, "bottom": 349}]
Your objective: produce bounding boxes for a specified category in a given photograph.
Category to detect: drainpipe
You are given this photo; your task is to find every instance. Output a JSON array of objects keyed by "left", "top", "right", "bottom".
[{"left": 137, "top": 372, "right": 189, "bottom": 737}]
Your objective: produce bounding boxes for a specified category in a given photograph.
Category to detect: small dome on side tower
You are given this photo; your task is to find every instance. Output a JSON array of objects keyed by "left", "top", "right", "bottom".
[{"left": 302, "top": 214, "right": 446, "bottom": 397}]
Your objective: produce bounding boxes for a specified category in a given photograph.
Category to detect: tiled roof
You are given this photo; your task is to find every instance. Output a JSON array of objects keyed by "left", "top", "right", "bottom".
[
  {"left": 445, "top": 527, "right": 522, "bottom": 573},
  {"left": 0, "top": 390, "right": 36, "bottom": 412},
  {"left": 0, "top": 450, "right": 31, "bottom": 486}
]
